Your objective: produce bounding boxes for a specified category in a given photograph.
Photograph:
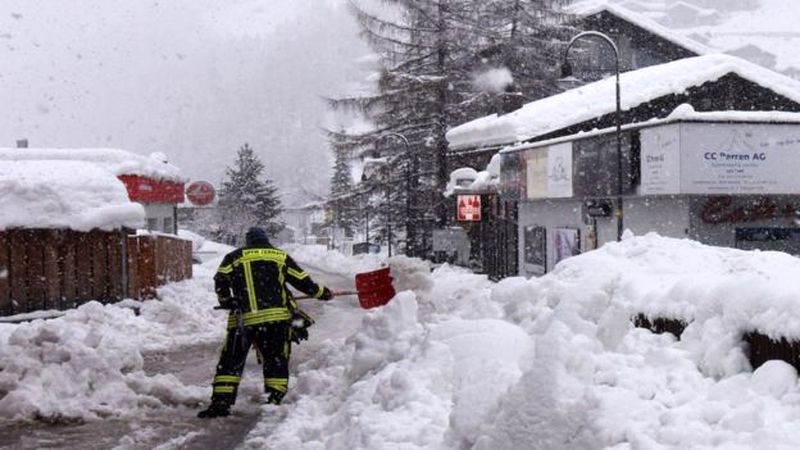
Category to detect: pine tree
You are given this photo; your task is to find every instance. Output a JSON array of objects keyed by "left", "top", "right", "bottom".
[
  {"left": 330, "top": 0, "right": 572, "bottom": 257},
  {"left": 327, "top": 134, "right": 360, "bottom": 238},
  {"left": 216, "top": 143, "right": 284, "bottom": 244}
]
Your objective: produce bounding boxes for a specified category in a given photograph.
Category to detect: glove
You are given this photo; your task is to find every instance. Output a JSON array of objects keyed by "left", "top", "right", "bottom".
[
  {"left": 290, "top": 326, "right": 309, "bottom": 344},
  {"left": 319, "top": 287, "right": 334, "bottom": 301},
  {"left": 290, "top": 309, "right": 314, "bottom": 344}
]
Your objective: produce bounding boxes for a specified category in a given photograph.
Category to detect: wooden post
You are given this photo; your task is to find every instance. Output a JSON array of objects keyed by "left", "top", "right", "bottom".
[
  {"left": 106, "top": 232, "right": 123, "bottom": 301},
  {"left": 9, "top": 230, "right": 28, "bottom": 314},
  {"left": 75, "top": 232, "right": 93, "bottom": 304},
  {"left": 89, "top": 231, "right": 107, "bottom": 302},
  {"left": 61, "top": 230, "right": 78, "bottom": 308},
  {"left": 43, "top": 230, "right": 60, "bottom": 310},
  {"left": 26, "top": 230, "right": 46, "bottom": 312},
  {"left": 126, "top": 236, "right": 140, "bottom": 299},
  {"left": 0, "top": 232, "right": 10, "bottom": 315},
  {"left": 138, "top": 236, "right": 157, "bottom": 298}
]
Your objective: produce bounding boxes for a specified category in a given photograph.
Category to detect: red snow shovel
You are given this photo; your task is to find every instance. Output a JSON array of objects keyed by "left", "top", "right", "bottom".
[{"left": 298, "top": 267, "right": 396, "bottom": 309}]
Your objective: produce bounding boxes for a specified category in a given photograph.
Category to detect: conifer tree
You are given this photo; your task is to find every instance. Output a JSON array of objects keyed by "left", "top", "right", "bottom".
[
  {"left": 330, "top": 0, "right": 571, "bottom": 257},
  {"left": 327, "top": 137, "right": 360, "bottom": 238},
  {"left": 216, "top": 143, "right": 284, "bottom": 244}
]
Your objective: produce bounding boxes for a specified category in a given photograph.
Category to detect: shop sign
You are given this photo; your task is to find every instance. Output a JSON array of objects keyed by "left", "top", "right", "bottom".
[
  {"left": 640, "top": 124, "right": 681, "bottom": 195},
  {"left": 682, "top": 123, "right": 800, "bottom": 194},
  {"left": 642, "top": 123, "right": 800, "bottom": 195},
  {"left": 456, "top": 195, "right": 481, "bottom": 221},
  {"left": 118, "top": 175, "right": 185, "bottom": 203},
  {"left": 700, "top": 196, "right": 798, "bottom": 224}
]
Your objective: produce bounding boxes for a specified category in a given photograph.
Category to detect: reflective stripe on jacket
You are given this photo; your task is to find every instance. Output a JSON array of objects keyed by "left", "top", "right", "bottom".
[{"left": 214, "top": 243, "right": 324, "bottom": 328}]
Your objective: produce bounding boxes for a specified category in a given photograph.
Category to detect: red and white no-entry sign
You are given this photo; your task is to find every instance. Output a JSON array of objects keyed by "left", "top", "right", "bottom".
[
  {"left": 185, "top": 180, "right": 216, "bottom": 206},
  {"left": 456, "top": 195, "right": 481, "bottom": 222}
]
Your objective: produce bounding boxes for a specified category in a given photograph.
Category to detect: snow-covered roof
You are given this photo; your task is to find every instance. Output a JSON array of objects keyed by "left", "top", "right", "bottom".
[
  {"left": 0, "top": 160, "right": 145, "bottom": 231},
  {"left": 501, "top": 104, "right": 800, "bottom": 155},
  {"left": 446, "top": 54, "right": 800, "bottom": 150},
  {"left": 569, "top": 0, "right": 714, "bottom": 56},
  {"left": 680, "top": 0, "right": 800, "bottom": 76},
  {"left": 581, "top": 0, "right": 800, "bottom": 78},
  {"left": 0, "top": 148, "right": 186, "bottom": 182}
]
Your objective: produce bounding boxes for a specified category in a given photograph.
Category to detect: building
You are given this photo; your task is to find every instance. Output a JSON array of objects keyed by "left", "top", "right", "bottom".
[
  {"left": 0, "top": 148, "right": 186, "bottom": 234},
  {"left": 445, "top": 54, "right": 800, "bottom": 277},
  {"left": 569, "top": 1, "right": 711, "bottom": 75},
  {"left": 0, "top": 154, "right": 192, "bottom": 315}
]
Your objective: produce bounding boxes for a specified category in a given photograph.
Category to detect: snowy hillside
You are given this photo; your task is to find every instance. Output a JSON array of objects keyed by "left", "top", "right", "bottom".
[{"left": 3, "top": 234, "right": 800, "bottom": 448}]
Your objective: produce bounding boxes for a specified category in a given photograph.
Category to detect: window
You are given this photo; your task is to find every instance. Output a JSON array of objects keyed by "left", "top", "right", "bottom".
[
  {"left": 146, "top": 218, "right": 158, "bottom": 231},
  {"left": 163, "top": 217, "right": 174, "bottom": 234}
]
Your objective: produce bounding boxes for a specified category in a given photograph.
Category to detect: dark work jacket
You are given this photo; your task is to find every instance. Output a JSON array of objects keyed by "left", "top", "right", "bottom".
[{"left": 214, "top": 239, "right": 324, "bottom": 329}]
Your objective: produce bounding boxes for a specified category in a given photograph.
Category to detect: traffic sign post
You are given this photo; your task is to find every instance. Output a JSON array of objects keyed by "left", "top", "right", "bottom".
[{"left": 185, "top": 181, "right": 216, "bottom": 207}]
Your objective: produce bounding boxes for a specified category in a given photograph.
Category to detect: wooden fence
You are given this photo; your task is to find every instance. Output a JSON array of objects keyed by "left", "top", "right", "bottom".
[
  {"left": 0, "top": 230, "right": 192, "bottom": 316},
  {"left": 633, "top": 314, "right": 800, "bottom": 373},
  {"left": 126, "top": 234, "right": 192, "bottom": 299}
]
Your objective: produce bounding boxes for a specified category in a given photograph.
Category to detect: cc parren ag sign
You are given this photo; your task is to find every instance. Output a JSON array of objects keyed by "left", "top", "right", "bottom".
[{"left": 640, "top": 122, "right": 800, "bottom": 195}]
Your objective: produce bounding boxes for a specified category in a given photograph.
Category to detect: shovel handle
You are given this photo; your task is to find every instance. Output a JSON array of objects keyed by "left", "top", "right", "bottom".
[{"left": 294, "top": 290, "right": 358, "bottom": 300}]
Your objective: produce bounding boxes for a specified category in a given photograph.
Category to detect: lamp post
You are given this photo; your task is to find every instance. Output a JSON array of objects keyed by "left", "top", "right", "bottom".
[
  {"left": 372, "top": 132, "right": 411, "bottom": 257},
  {"left": 561, "top": 31, "right": 624, "bottom": 242}
]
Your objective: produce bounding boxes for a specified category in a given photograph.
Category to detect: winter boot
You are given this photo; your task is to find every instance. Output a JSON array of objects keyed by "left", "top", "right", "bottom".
[
  {"left": 265, "top": 390, "right": 285, "bottom": 405},
  {"left": 197, "top": 400, "right": 231, "bottom": 419}
]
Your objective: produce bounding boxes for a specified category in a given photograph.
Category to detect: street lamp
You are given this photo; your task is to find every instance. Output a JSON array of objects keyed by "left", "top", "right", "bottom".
[
  {"left": 561, "top": 31, "right": 624, "bottom": 242},
  {"left": 371, "top": 132, "right": 411, "bottom": 257}
]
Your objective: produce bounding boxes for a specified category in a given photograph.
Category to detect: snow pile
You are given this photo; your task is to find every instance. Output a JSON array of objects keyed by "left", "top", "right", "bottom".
[
  {"left": 0, "top": 263, "right": 222, "bottom": 421},
  {"left": 445, "top": 155, "right": 501, "bottom": 196},
  {"left": 5, "top": 233, "right": 800, "bottom": 448},
  {"left": 252, "top": 233, "right": 800, "bottom": 449},
  {"left": 0, "top": 148, "right": 185, "bottom": 182},
  {"left": 0, "top": 160, "right": 145, "bottom": 231}
]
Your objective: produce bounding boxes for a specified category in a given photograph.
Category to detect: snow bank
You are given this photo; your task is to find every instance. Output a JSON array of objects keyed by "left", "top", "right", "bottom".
[
  {"left": 0, "top": 160, "right": 145, "bottom": 231},
  {"left": 253, "top": 233, "right": 800, "bottom": 449},
  {"left": 6, "top": 233, "right": 800, "bottom": 449},
  {"left": 0, "top": 263, "right": 221, "bottom": 421}
]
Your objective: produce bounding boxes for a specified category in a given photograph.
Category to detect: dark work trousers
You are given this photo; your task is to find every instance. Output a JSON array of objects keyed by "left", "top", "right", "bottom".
[{"left": 209, "top": 321, "right": 292, "bottom": 406}]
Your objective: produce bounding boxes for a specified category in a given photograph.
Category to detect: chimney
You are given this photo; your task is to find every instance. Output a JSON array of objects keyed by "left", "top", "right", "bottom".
[{"left": 16, "top": 139, "right": 28, "bottom": 148}]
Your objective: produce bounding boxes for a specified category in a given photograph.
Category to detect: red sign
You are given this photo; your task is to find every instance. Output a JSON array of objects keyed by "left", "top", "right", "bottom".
[
  {"left": 118, "top": 175, "right": 185, "bottom": 204},
  {"left": 701, "top": 196, "right": 797, "bottom": 224},
  {"left": 185, "top": 180, "right": 216, "bottom": 206},
  {"left": 457, "top": 195, "right": 481, "bottom": 222}
]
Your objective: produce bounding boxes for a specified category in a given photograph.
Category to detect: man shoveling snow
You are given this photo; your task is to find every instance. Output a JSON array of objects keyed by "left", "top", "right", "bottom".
[{"left": 197, "top": 227, "right": 334, "bottom": 418}]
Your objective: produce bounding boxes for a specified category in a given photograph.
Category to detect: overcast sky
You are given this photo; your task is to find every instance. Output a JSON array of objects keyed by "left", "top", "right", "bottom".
[{"left": 0, "top": 0, "right": 372, "bottom": 204}]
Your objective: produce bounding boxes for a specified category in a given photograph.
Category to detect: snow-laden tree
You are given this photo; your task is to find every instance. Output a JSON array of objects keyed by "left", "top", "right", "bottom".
[
  {"left": 329, "top": 0, "right": 571, "bottom": 258},
  {"left": 327, "top": 134, "right": 361, "bottom": 238},
  {"left": 216, "top": 143, "right": 284, "bottom": 245}
]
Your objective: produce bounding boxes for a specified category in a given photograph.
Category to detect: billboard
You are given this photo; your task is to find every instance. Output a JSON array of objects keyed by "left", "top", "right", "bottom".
[
  {"left": 641, "top": 122, "right": 800, "bottom": 195},
  {"left": 524, "top": 142, "right": 573, "bottom": 199}
]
